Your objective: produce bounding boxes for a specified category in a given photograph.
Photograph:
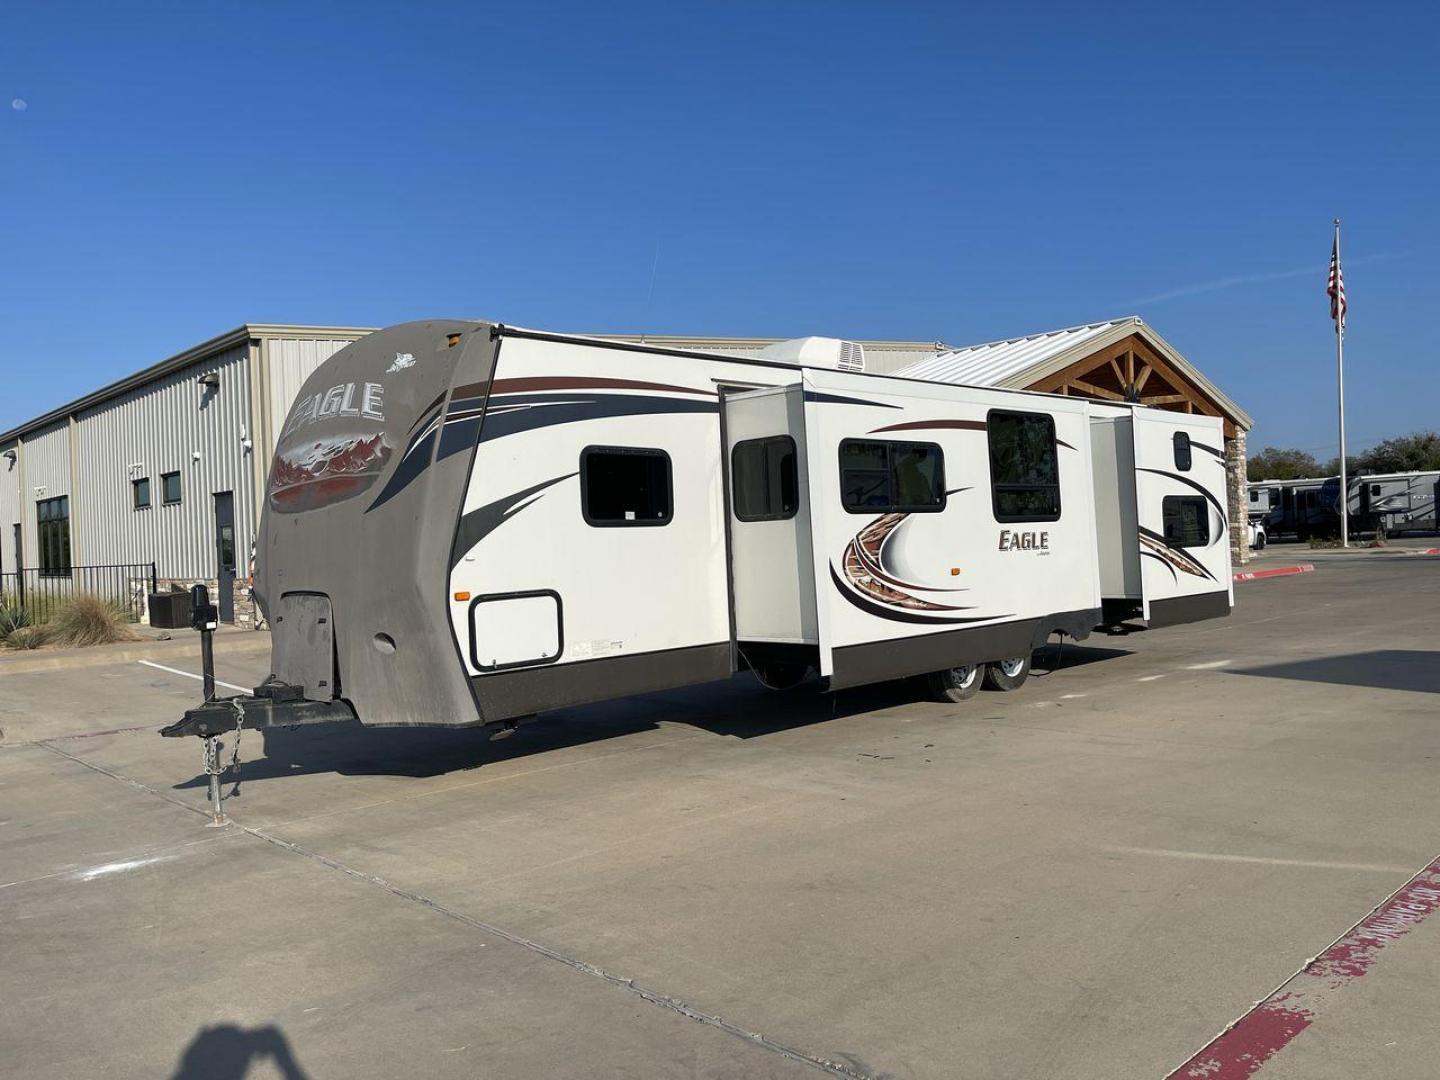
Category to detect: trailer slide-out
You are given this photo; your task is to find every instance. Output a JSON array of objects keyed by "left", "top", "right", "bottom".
[{"left": 164, "top": 320, "right": 1231, "bottom": 741}]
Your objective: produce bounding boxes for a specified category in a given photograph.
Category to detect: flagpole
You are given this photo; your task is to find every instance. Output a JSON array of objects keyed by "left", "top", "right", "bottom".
[{"left": 1334, "top": 218, "right": 1349, "bottom": 548}]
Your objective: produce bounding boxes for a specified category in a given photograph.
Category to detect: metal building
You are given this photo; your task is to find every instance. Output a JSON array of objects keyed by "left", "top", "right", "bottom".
[{"left": 0, "top": 325, "right": 369, "bottom": 624}]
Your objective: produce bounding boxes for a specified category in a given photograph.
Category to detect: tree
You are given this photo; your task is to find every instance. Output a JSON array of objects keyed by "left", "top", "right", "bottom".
[
  {"left": 1248, "top": 446, "right": 1322, "bottom": 481},
  {"left": 1322, "top": 455, "right": 1361, "bottom": 477},
  {"left": 1358, "top": 431, "right": 1440, "bottom": 474}
]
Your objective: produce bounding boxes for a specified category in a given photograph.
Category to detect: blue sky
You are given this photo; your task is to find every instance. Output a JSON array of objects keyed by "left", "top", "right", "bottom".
[{"left": 2, "top": 1, "right": 1436, "bottom": 456}]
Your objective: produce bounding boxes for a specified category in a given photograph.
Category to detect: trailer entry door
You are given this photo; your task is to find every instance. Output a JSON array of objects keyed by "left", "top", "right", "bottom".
[{"left": 722, "top": 386, "right": 817, "bottom": 646}]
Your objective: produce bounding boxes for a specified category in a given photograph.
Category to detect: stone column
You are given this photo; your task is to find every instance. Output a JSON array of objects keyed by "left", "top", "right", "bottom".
[{"left": 1226, "top": 429, "right": 1249, "bottom": 566}]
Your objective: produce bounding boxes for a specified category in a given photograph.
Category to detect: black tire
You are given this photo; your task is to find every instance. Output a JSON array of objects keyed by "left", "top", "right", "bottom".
[
  {"left": 752, "top": 662, "right": 809, "bottom": 691},
  {"left": 1255, "top": 531, "right": 1267, "bottom": 550},
  {"left": 925, "top": 663, "right": 981, "bottom": 703},
  {"left": 984, "top": 654, "right": 1032, "bottom": 691}
]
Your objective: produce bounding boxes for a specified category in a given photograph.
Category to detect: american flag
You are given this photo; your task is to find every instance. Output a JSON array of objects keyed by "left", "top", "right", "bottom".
[{"left": 1328, "top": 232, "right": 1346, "bottom": 329}]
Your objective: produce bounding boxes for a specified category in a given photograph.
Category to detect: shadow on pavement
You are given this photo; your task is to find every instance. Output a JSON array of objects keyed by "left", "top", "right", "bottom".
[
  {"left": 172, "top": 642, "right": 1133, "bottom": 789},
  {"left": 1229, "top": 650, "right": 1440, "bottom": 694},
  {"left": 169, "top": 1023, "right": 309, "bottom": 1080}
]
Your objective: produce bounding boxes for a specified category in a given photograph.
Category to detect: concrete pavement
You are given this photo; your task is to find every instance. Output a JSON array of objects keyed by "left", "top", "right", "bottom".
[{"left": 2, "top": 556, "right": 1438, "bottom": 1078}]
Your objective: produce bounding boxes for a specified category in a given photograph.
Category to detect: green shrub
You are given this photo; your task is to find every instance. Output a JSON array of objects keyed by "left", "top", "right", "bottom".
[
  {"left": 47, "top": 593, "right": 137, "bottom": 648},
  {"left": 0, "top": 604, "right": 32, "bottom": 640}
]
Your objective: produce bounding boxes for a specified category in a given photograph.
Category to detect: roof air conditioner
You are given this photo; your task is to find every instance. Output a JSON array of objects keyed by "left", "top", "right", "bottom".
[{"left": 756, "top": 336, "right": 866, "bottom": 373}]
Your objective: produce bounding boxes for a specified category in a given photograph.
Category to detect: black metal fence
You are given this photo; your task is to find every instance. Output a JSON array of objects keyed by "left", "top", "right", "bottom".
[{"left": 0, "top": 563, "right": 157, "bottom": 623}]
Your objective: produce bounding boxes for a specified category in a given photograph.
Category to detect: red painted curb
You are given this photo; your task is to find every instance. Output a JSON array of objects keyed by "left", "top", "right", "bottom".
[
  {"left": 1233, "top": 564, "right": 1315, "bottom": 582},
  {"left": 1168, "top": 856, "right": 1440, "bottom": 1078}
]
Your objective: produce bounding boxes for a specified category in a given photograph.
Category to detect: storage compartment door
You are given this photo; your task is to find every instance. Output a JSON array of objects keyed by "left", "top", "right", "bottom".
[
  {"left": 469, "top": 590, "right": 562, "bottom": 671},
  {"left": 272, "top": 592, "right": 336, "bottom": 700}
]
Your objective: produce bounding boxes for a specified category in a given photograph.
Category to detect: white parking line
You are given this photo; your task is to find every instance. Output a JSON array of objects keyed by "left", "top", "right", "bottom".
[
  {"left": 1137, "top": 674, "right": 1166, "bottom": 682},
  {"left": 1184, "top": 659, "right": 1233, "bottom": 670},
  {"left": 1104, "top": 845, "right": 1412, "bottom": 874},
  {"left": 137, "top": 659, "right": 248, "bottom": 693}
]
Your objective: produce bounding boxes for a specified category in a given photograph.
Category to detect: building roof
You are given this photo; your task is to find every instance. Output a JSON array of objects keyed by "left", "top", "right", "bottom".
[
  {"left": 894, "top": 316, "right": 1252, "bottom": 430},
  {"left": 0, "top": 323, "right": 374, "bottom": 445}
]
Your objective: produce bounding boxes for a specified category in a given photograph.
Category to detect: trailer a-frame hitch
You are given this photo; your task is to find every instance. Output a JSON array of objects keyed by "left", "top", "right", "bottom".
[{"left": 159, "top": 585, "right": 353, "bottom": 826}]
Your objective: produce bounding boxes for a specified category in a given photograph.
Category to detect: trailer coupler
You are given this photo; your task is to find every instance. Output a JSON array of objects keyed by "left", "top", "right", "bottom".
[
  {"left": 157, "top": 584, "right": 358, "bottom": 827},
  {"left": 160, "top": 686, "right": 357, "bottom": 739}
]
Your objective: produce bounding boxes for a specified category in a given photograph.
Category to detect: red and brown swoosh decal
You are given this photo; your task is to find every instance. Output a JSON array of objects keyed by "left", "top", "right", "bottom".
[
  {"left": 867, "top": 419, "right": 987, "bottom": 435},
  {"left": 489, "top": 376, "right": 715, "bottom": 397}
]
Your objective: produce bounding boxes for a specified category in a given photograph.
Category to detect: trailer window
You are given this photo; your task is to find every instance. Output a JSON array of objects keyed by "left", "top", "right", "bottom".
[
  {"left": 1173, "top": 431, "right": 1192, "bottom": 472},
  {"left": 581, "top": 447, "right": 672, "bottom": 526},
  {"left": 1162, "top": 495, "right": 1209, "bottom": 547},
  {"left": 839, "top": 439, "right": 945, "bottom": 514},
  {"left": 987, "top": 411, "right": 1060, "bottom": 522},
  {"left": 732, "top": 436, "right": 798, "bottom": 521}
]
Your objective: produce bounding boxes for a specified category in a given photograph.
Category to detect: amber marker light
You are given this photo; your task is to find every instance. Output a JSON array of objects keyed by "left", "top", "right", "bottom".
[{"left": 454, "top": 591, "right": 471, "bottom": 602}]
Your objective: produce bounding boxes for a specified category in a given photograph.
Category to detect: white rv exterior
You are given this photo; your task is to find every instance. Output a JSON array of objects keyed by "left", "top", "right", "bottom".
[{"left": 251, "top": 321, "right": 1232, "bottom": 730}]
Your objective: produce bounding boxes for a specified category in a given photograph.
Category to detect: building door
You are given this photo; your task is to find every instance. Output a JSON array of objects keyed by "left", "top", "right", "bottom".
[{"left": 213, "top": 492, "right": 236, "bottom": 623}]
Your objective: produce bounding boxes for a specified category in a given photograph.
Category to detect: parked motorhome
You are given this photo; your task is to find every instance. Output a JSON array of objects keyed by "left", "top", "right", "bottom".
[
  {"left": 166, "top": 320, "right": 1232, "bottom": 739},
  {"left": 1251, "top": 478, "right": 1329, "bottom": 538}
]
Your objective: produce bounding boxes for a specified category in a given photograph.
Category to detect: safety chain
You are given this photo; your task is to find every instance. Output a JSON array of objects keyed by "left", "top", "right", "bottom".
[{"left": 225, "top": 698, "right": 246, "bottom": 774}]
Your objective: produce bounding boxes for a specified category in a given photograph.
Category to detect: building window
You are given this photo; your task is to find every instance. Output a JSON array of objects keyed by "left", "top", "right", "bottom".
[
  {"left": 133, "top": 477, "right": 151, "bottom": 509},
  {"left": 581, "top": 447, "right": 672, "bottom": 526},
  {"left": 839, "top": 440, "right": 945, "bottom": 514},
  {"left": 1163, "top": 495, "right": 1210, "bottom": 548},
  {"left": 987, "top": 410, "right": 1060, "bottom": 522},
  {"left": 732, "top": 436, "right": 798, "bottom": 521},
  {"left": 36, "top": 496, "right": 71, "bottom": 577},
  {"left": 1173, "top": 431, "right": 1192, "bottom": 472},
  {"left": 162, "top": 471, "right": 182, "bottom": 505}
]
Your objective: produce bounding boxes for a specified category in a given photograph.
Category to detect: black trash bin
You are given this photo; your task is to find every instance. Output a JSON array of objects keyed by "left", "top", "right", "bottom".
[{"left": 148, "top": 590, "right": 192, "bottom": 629}]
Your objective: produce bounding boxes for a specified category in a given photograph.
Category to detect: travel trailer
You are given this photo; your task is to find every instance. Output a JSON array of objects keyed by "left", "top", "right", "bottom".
[
  {"left": 1347, "top": 471, "right": 1440, "bottom": 535},
  {"left": 1253, "top": 472, "right": 1440, "bottom": 539},
  {"left": 165, "top": 320, "right": 1232, "bottom": 740}
]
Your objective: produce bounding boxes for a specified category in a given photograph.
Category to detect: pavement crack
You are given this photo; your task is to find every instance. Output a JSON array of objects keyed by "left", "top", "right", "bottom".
[
  {"left": 234, "top": 819, "right": 879, "bottom": 1079},
  {"left": 29, "top": 739, "right": 876, "bottom": 1080},
  {"left": 37, "top": 740, "right": 212, "bottom": 820}
]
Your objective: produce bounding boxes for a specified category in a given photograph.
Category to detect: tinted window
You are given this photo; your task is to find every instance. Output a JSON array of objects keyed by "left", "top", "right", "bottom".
[
  {"left": 36, "top": 495, "right": 71, "bottom": 577},
  {"left": 1173, "top": 431, "right": 1192, "bottom": 471},
  {"left": 988, "top": 411, "right": 1060, "bottom": 522},
  {"left": 1163, "top": 495, "right": 1209, "bottom": 547},
  {"left": 582, "top": 447, "right": 672, "bottom": 526},
  {"left": 839, "top": 440, "right": 945, "bottom": 514},
  {"left": 732, "top": 436, "right": 798, "bottom": 521},
  {"left": 133, "top": 477, "right": 151, "bottom": 509},
  {"left": 162, "top": 471, "right": 182, "bottom": 504}
]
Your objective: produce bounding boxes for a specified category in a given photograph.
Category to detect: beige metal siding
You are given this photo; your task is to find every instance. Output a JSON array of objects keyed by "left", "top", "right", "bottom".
[
  {"left": 0, "top": 440, "right": 20, "bottom": 573},
  {"left": 74, "top": 343, "right": 255, "bottom": 580},
  {"left": 264, "top": 337, "right": 363, "bottom": 459},
  {"left": 20, "top": 422, "right": 72, "bottom": 568}
]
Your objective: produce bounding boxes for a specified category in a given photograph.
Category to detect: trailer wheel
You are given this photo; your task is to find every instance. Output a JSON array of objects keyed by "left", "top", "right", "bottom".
[
  {"left": 925, "top": 663, "right": 981, "bottom": 703},
  {"left": 984, "top": 655, "right": 1031, "bottom": 691},
  {"left": 752, "top": 662, "right": 810, "bottom": 691}
]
